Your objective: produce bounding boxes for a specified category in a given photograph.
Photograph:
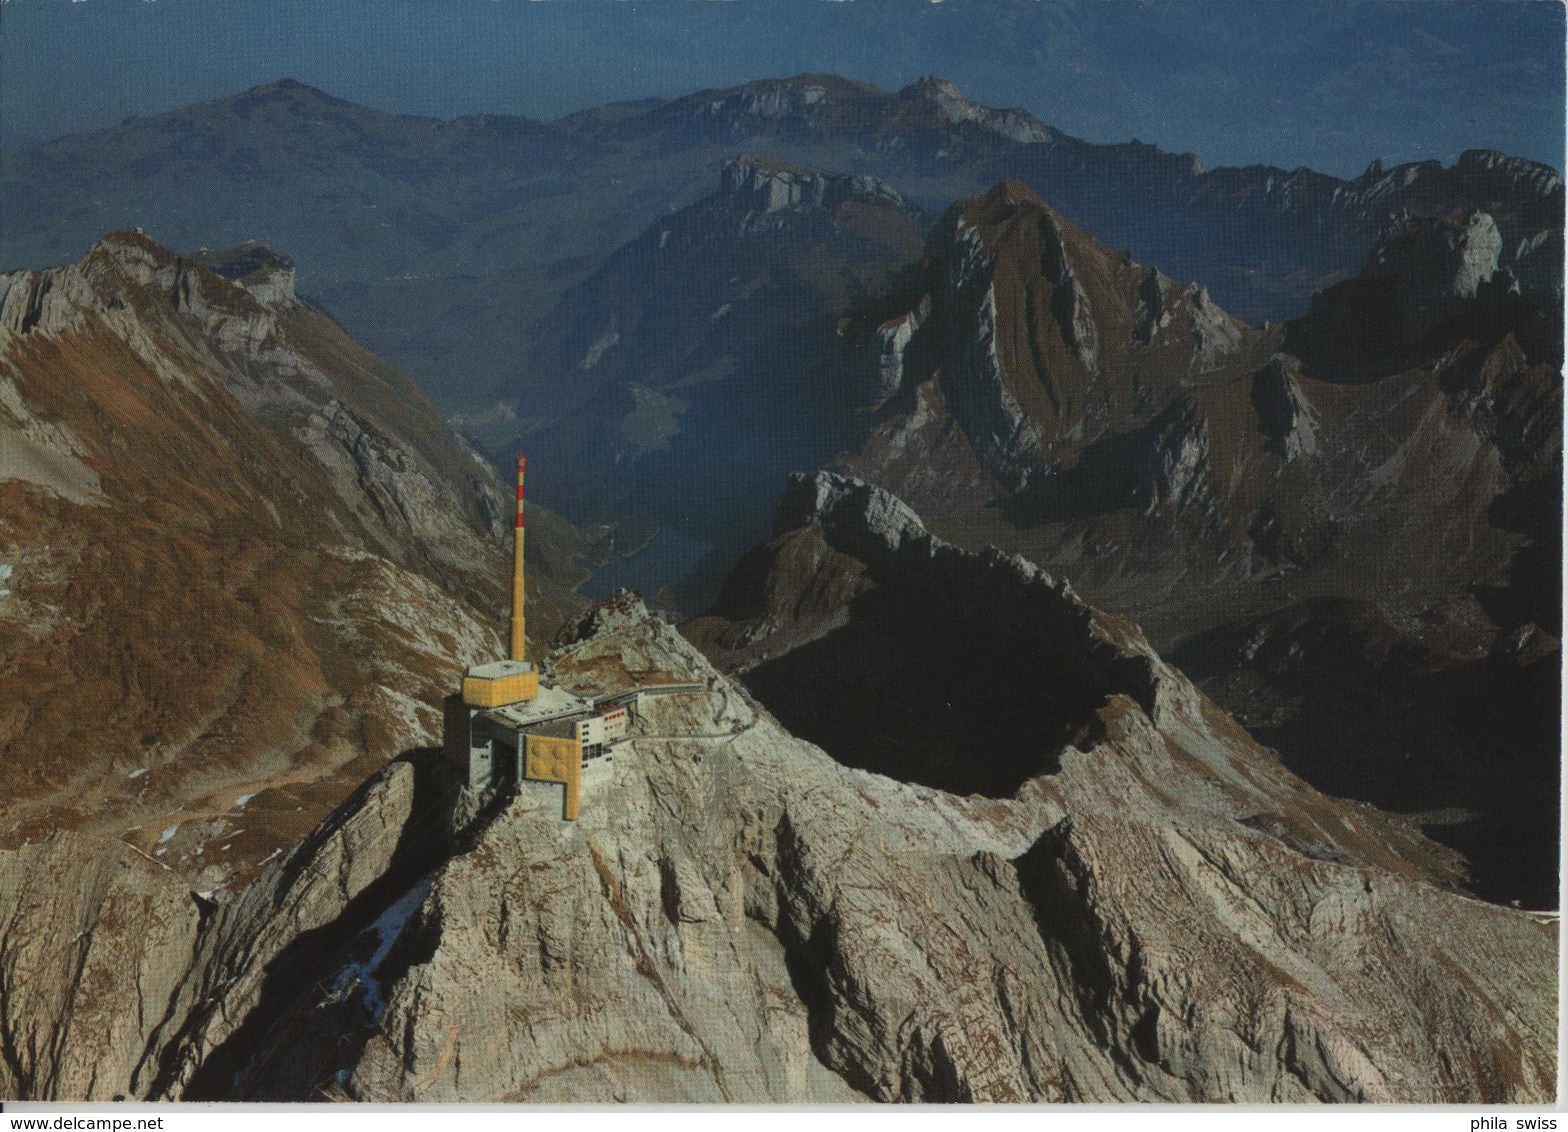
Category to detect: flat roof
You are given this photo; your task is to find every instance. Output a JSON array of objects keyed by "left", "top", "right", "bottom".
[
  {"left": 485, "top": 681, "right": 591, "bottom": 730},
  {"left": 467, "top": 659, "right": 534, "bottom": 679}
]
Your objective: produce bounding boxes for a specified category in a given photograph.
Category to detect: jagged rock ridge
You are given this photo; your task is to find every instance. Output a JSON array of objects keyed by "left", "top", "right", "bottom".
[
  {"left": 3, "top": 478, "right": 1551, "bottom": 1103},
  {"left": 842, "top": 191, "right": 1560, "bottom": 906},
  {"left": 6, "top": 71, "right": 1559, "bottom": 420},
  {"left": 849, "top": 177, "right": 1272, "bottom": 507}
]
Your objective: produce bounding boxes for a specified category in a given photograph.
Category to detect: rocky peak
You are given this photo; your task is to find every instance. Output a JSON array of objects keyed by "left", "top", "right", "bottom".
[
  {"left": 188, "top": 241, "right": 297, "bottom": 308},
  {"left": 0, "top": 472, "right": 1556, "bottom": 1101},
  {"left": 720, "top": 156, "right": 908, "bottom": 214},
  {"left": 225, "top": 77, "right": 354, "bottom": 115},
  {"left": 554, "top": 588, "right": 655, "bottom": 646},
  {"left": 1289, "top": 210, "right": 1519, "bottom": 365},
  {"left": 859, "top": 179, "right": 1268, "bottom": 493},
  {"left": 775, "top": 470, "right": 931, "bottom": 555},
  {"left": 0, "top": 230, "right": 284, "bottom": 344},
  {"left": 899, "top": 75, "right": 983, "bottom": 127},
  {"left": 1455, "top": 149, "right": 1565, "bottom": 199},
  {"left": 897, "top": 76, "right": 1052, "bottom": 144},
  {"left": 1368, "top": 210, "right": 1501, "bottom": 302},
  {"left": 1250, "top": 355, "right": 1321, "bottom": 463}
]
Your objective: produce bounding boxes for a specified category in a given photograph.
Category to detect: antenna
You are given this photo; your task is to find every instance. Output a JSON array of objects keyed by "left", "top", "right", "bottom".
[{"left": 511, "top": 454, "right": 526, "bottom": 663}]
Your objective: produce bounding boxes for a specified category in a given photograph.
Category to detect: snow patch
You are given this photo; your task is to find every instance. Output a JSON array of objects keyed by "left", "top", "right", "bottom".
[{"left": 329, "top": 877, "right": 433, "bottom": 1020}]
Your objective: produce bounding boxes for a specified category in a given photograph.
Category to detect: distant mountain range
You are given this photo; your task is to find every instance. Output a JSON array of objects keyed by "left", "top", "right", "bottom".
[
  {"left": 1, "top": 72, "right": 1559, "bottom": 905},
  {"left": 4, "top": 73, "right": 1559, "bottom": 412}
]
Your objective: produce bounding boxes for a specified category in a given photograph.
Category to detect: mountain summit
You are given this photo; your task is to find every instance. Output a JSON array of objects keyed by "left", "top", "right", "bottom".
[{"left": 0, "top": 483, "right": 1553, "bottom": 1102}]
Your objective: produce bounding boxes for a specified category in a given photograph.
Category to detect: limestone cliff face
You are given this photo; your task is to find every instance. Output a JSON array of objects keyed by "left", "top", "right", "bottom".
[
  {"left": 856, "top": 179, "right": 1273, "bottom": 493},
  {"left": 720, "top": 155, "right": 909, "bottom": 215},
  {"left": 0, "top": 834, "right": 200, "bottom": 1101},
  {"left": 1250, "top": 356, "right": 1321, "bottom": 464},
  {"left": 0, "top": 233, "right": 533, "bottom": 593},
  {"left": 1285, "top": 210, "right": 1556, "bottom": 371},
  {"left": 2, "top": 477, "right": 1552, "bottom": 1103},
  {"left": 0, "top": 757, "right": 457, "bottom": 1101}
]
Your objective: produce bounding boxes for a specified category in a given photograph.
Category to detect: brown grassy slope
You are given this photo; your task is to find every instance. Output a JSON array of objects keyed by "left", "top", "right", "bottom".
[{"left": 0, "top": 235, "right": 590, "bottom": 890}]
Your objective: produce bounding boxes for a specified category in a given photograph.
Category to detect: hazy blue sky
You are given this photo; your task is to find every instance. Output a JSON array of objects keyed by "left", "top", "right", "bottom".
[{"left": 1, "top": 0, "right": 1562, "bottom": 177}]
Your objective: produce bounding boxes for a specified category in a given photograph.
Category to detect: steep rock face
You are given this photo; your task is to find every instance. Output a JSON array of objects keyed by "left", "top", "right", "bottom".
[
  {"left": 853, "top": 180, "right": 1272, "bottom": 494},
  {"left": 0, "top": 754, "right": 460, "bottom": 1101},
  {"left": 0, "top": 233, "right": 590, "bottom": 890},
  {"left": 387, "top": 480, "right": 1567, "bottom": 1105},
  {"left": 1006, "top": 144, "right": 1563, "bottom": 325},
  {"left": 148, "top": 756, "right": 463, "bottom": 1099},
  {"left": 1287, "top": 212, "right": 1524, "bottom": 367},
  {"left": 841, "top": 178, "right": 1558, "bottom": 672},
  {"left": 848, "top": 243, "right": 1558, "bottom": 895},
  {"left": 190, "top": 242, "right": 298, "bottom": 307},
  {"left": 2, "top": 497, "right": 1554, "bottom": 1102},
  {"left": 720, "top": 155, "right": 909, "bottom": 214},
  {"left": 1250, "top": 356, "right": 1320, "bottom": 464},
  {"left": 851, "top": 189, "right": 1561, "bottom": 905},
  {"left": 0, "top": 834, "right": 200, "bottom": 1101},
  {"left": 1133, "top": 398, "right": 1213, "bottom": 518}
]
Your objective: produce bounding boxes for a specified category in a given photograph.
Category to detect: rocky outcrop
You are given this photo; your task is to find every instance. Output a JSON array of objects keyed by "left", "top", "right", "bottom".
[
  {"left": 1451, "top": 149, "right": 1565, "bottom": 210},
  {"left": 924, "top": 205, "right": 1044, "bottom": 486},
  {"left": 1187, "top": 282, "right": 1248, "bottom": 371},
  {"left": 1133, "top": 398, "right": 1212, "bottom": 517},
  {"left": 1370, "top": 211, "right": 1502, "bottom": 340},
  {"left": 147, "top": 756, "right": 462, "bottom": 1099},
  {"left": 897, "top": 75, "right": 1051, "bottom": 145},
  {"left": 874, "top": 296, "right": 930, "bottom": 403},
  {"left": 1038, "top": 207, "right": 1100, "bottom": 375},
  {"left": 1, "top": 232, "right": 288, "bottom": 362},
  {"left": 721, "top": 156, "right": 908, "bottom": 214},
  {"left": 0, "top": 755, "right": 462, "bottom": 1101},
  {"left": 0, "top": 835, "right": 200, "bottom": 1101},
  {"left": 1251, "top": 356, "right": 1320, "bottom": 463},
  {"left": 191, "top": 241, "right": 298, "bottom": 308},
  {"left": 1285, "top": 211, "right": 1549, "bottom": 370},
  {"left": 630, "top": 73, "right": 1053, "bottom": 153}
]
